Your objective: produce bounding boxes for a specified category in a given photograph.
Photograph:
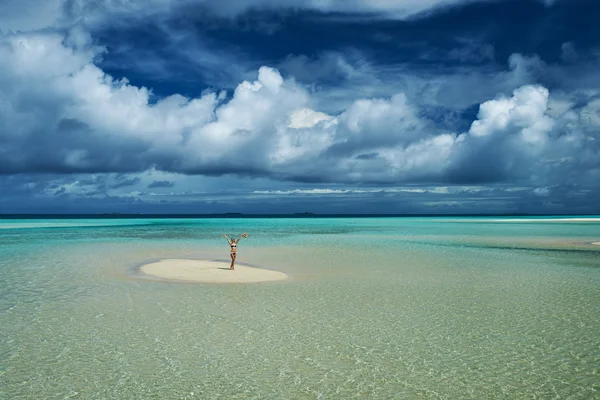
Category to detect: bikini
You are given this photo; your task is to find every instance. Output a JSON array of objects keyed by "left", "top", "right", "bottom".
[{"left": 230, "top": 242, "right": 237, "bottom": 255}]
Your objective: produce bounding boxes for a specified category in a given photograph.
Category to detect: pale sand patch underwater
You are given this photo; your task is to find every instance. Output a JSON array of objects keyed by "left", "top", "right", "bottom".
[
  {"left": 487, "top": 218, "right": 600, "bottom": 222},
  {"left": 592, "top": 242, "right": 600, "bottom": 246},
  {"left": 140, "top": 259, "right": 288, "bottom": 283}
]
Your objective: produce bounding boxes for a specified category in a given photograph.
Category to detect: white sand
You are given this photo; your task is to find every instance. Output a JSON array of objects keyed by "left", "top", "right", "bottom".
[
  {"left": 140, "top": 259, "right": 288, "bottom": 283},
  {"left": 592, "top": 242, "right": 600, "bottom": 246},
  {"left": 488, "top": 218, "right": 600, "bottom": 222}
]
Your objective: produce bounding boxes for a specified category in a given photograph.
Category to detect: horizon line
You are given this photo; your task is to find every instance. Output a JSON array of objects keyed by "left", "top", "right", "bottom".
[{"left": 2, "top": 213, "right": 600, "bottom": 219}]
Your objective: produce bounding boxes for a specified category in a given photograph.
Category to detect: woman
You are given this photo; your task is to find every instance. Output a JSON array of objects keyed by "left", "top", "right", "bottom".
[{"left": 222, "top": 233, "right": 248, "bottom": 270}]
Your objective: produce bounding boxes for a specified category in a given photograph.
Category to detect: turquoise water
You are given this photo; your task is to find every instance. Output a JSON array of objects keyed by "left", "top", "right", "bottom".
[{"left": 1, "top": 217, "right": 599, "bottom": 399}]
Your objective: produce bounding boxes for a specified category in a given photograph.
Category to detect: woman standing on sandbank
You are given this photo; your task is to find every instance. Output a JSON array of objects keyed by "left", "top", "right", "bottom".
[{"left": 222, "top": 233, "right": 248, "bottom": 270}]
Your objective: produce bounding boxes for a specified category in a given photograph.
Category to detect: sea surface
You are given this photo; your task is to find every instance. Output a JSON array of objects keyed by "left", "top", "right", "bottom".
[{"left": 1, "top": 216, "right": 599, "bottom": 399}]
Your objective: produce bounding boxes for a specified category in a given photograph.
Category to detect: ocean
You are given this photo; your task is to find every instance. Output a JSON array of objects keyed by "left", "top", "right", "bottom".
[{"left": 1, "top": 216, "right": 599, "bottom": 399}]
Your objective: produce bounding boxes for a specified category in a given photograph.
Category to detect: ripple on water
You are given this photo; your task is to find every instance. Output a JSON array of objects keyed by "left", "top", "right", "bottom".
[{"left": 1, "top": 221, "right": 600, "bottom": 399}]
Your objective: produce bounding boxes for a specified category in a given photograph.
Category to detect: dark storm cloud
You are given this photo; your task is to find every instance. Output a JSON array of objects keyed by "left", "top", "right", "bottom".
[
  {"left": 148, "top": 180, "right": 175, "bottom": 188},
  {"left": 2, "top": 171, "right": 599, "bottom": 214},
  {"left": 109, "top": 176, "right": 141, "bottom": 189}
]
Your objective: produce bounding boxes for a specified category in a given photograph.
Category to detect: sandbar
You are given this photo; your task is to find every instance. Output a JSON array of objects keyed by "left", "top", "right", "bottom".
[
  {"left": 592, "top": 242, "right": 600, "bottom": 246},
  {"left": 139, "top": 259, "right": 288, "bottom": 283},
  {"left": 488, "top": 218, "right": 600, "bottom": 222}
]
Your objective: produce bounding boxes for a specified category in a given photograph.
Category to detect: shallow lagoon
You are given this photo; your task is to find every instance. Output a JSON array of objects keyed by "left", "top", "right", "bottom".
[{"left": 1, "top": 217, "right": 599, "bottom": 399}]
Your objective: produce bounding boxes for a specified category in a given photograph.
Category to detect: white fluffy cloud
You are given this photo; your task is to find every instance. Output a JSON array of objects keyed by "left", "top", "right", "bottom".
[
  {"left": 468, "top": 85, "right": 554, "bottom": 144},
  {"left": 0, "top": 29, "right": 597, "bottom": 187}
]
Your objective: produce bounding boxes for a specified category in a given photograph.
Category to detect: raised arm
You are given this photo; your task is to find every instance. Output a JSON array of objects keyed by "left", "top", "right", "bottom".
[
  {"left": 236, "top": 233, "right": 248, "bottom": 242},
  {"left": 222, "top": 234, "right": 231, "bottom": 245}
]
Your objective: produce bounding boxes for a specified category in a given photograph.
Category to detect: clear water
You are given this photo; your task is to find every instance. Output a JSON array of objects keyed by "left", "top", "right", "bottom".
[{"left": 1, "top": 217, "right": 599, "bottom": 399}]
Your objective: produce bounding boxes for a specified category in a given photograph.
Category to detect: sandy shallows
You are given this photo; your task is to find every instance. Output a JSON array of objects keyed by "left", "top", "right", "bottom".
[
  {"left": 488, "top": 218, "right": 600, "bottom": 222},
  {"left": 592, "top": 242, "right": 600, "bottom": 246},
  {"left": 139, "top": 259, "right": 288, "bottom": 283}
]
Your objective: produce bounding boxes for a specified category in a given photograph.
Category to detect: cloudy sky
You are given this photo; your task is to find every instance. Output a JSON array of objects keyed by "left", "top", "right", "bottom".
[{"left": 1, "top": 0, "right": 599, "bottom": 214}]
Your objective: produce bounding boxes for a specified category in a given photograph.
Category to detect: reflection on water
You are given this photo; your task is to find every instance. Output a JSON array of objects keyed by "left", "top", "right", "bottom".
[{"left": 1, "top": 218, "right": 599, "bottom": 399}]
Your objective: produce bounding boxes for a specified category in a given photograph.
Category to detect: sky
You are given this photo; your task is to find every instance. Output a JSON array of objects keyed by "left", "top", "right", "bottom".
[{"left": 1, "top": 0, "right": 599, "bottom": 214}]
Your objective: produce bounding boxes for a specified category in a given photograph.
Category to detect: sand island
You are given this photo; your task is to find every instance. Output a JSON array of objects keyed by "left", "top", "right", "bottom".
[{"left": 140, "top": 259, "right": 288, "bottom": 283}]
